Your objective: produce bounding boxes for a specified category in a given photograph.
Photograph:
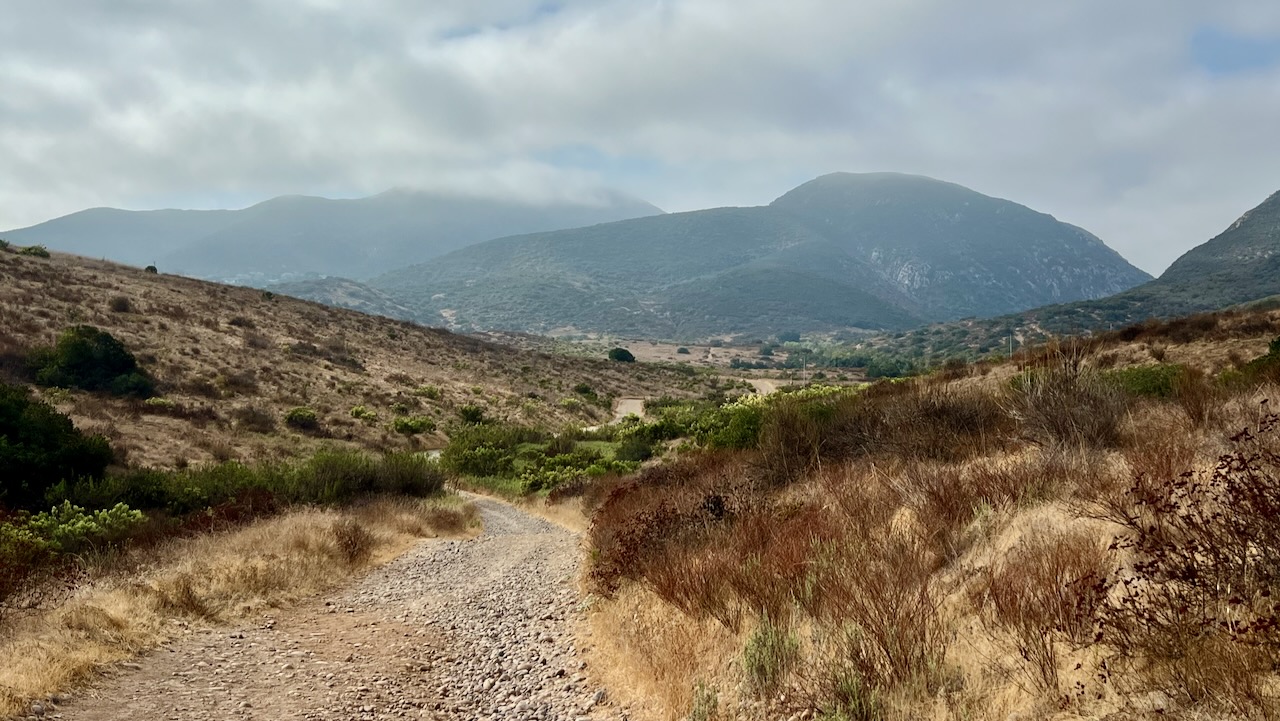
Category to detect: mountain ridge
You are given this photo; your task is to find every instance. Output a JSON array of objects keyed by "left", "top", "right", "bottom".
[
  {"left": 1, "top": 189, "right": 663, "bottom": 282},
  {"left": 364, "top": 172, "right": 1151, "bottom": 340}
]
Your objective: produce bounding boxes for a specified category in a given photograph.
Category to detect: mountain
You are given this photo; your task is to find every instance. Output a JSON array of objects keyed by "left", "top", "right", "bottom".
[
  {"left": 1, "top": 190, "right": 663, "bottom": 282},
  {"left": 1004, "top": 188, "right": 1280, "bottom": 334},
  {"left": 852, "top": 188, "right": 1280, "bottom": 363},
  {"left": 367, "top": 173, "right": 1151, "bottom": 339}
]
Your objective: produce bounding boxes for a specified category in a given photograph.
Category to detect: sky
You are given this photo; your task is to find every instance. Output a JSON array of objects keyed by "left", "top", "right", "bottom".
[{"left": 2, "top": 1, "right": 1280, "bottom": 276}]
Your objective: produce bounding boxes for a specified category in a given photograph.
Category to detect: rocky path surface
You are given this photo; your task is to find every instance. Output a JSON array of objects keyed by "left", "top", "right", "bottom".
[{"left": 38, "top": 497, "right": 617, "bottom": 721}]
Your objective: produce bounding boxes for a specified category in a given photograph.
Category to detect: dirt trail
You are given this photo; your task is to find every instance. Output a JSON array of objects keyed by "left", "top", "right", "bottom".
[
  {"left": 611, "top": 398, "right": 645, "bottom": 422},
  {"left": 47, "top": 497, "right": 614, "bottom": 721}
]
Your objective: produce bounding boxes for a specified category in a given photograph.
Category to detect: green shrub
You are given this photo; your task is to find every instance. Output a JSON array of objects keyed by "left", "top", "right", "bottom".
[
  {"left": 27, "top": 325, "right": 155, "bottom": 398},
  {"left": 1105, "top": 363, "right": 1183, "bottom": 398},
  {"left": 458, "top": 404, "right": 487, "bottom": 424},
  {"left": 25, "top": 501, "right": 144, "bottom": 553},
  {"left": 440, "top": 423, "right": 543, "bottom": 478},
  {"left": 0, "top": 382, "right": 113, "bottom": 510},
  {"left": 18, "top": 244, "right": 50, "bottom": 258},
  {"left": 743, "top": 615, "right": 800, "bottom": 695},
  {"left": 413, "top": 385, "right": 442, "bottom": 400},
  {"left": 0, "top": 239, "right": 9, "bottom": 251},
  {"left": 391, "top": 415, "right": 436, "bottom": 436},
  {"left": 144, "top": 265, "right": 158, "bottom": 274},
  {"left": 350, "top": 405, "right": 379, "bottom": 422},
  {"left": 285, "top": 407, "right": 320, "bottom": 431},
  {"left": 608, "top": 347, "right": 636, "bottom": 363},
  {"left": 614, "top": 435, "right": 656, "bottom": 462},
  {"left": 676, "top": 347, "right": 691, "bottom": 355}
]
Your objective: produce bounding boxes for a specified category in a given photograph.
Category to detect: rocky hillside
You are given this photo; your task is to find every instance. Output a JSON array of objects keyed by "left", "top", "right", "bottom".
[
  {"left": 366, "top": 173, "right": 1150, "bottom": 340},
  {"left": 1, "top": 189, "right": 662, "bottom": 283},
  {"left": 888, "top": 187, "right": 1280, "bottom": 358}
]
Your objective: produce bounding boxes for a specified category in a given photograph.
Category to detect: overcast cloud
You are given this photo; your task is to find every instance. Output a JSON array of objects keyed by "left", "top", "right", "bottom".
[{"left": 3, "top": 0, "right": 1279, "bottom": 274}]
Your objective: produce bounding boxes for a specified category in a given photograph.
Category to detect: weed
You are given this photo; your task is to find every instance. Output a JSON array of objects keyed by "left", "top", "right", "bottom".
[{"left": 743, "top": 614, "right": 800, "bottom": 695}]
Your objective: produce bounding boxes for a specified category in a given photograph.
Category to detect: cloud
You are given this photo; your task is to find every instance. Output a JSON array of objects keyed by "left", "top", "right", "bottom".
[{"left": 1, "top": 0, "right": 1278, "bottom": 274}]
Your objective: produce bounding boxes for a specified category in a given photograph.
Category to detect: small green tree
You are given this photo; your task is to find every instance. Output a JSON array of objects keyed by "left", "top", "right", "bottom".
[
  {"left": 608, "top": 347, "right": 636, "bottom": 363},
  {"left": 18, "top": 245, "right": 50, "bottom": 258},
  {"left": 28, "top": 326, "right": 155, "bottom": 398},
  {"left": 0, "top": 383, "right": 113, "bottom": 510}
]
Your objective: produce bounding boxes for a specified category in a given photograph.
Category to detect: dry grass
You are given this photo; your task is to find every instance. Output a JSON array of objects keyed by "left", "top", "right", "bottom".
[
  {"left": 0, "top": 495, "right": 477, "bottom": 716},
  {"left": 577, "top": 343, "right": 1280, "bottom": 720},
  {"left": 0, "top": 250, "right": 709, "bottom": 469},
  {"left": 582, "top": 584, "right": 743, "bottom": 721}
]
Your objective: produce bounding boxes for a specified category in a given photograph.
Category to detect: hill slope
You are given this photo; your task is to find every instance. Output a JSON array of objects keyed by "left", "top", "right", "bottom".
[
  {"left": 367, "top": 173, "right": 1150, "bottom": 339},
  {"left": 1018, "top": 188, "right": 1280, "bottom": 334},
  {"left": 852, "top": 188, "right": 1280, "bottom": 361},
  {"left": 1, "top": 190, "right": 662, "bottom": 283},
  {"left": 0, "top": 248, "right": 706, "bottom": 469}
]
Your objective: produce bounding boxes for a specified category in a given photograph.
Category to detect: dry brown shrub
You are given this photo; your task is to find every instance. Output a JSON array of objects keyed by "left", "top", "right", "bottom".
[
  {"left": 1098, "top": 409, "right": 1280, "bottom": 714},
  {"left": 330, "top": 519, "right": 374, "bottom": 565},
  {"left": 1009, "top": 363, "right": 1129, "bottom": 449},
  {"left": 978, "top": 530, "right": 1110, "bottom": 693}
]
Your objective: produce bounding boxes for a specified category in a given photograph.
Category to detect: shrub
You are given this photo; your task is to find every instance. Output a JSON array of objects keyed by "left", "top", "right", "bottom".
[
  {"left": 284, "top": 407, "right": 320, "bottom": 431},
  {"left": 614, "top": 435, "right": 656, "bottom": 462},
  {"left": 413, "top": 385, "right": 442, "bottom": 400},
  {"left": 24, "top": 501, "right": 145, "bottom": 554},
  {"left": 1009, "top": 364, "right": 1127, "bottom": 448},
  {"left": 457, "top": 404, "right": 487, "bottom": 424},
  {"left": 440, "top": 423, "right": 542, "bottom": 478},
  {"left": 18, "top": 245, "right": 50, "bottom": 258},
  {"left": 979, "top": 531, "right": 1110, "bottom": 692},
  {"left": 391, "top": 415, "right": 435, "bottom": 436},
  {"left": 743, "top": 615, "right": 800, "bottom": 695},
  {"left": 0, "top": 383, "right": 114, "bottom": 510},
  {"left": 108, "top": 295, "right": 133, "bottom": 313},
  {"left": 144, "top": 265, "right": 158, "bottom": 274},
  {"left": 350, "top": 405, "right": 379, "bottom": 423},
  {"left": 1098, "top": 411, "right": 1280, "bottom": 706},
  {"left": 27, "top": 325, "right": 156, "bottom": 398},
  {"left": 676, "top": 347, "right": 691, "bottom": 355},
  {"left": 608, "top": 347, "right": 636, "bottom": 363},
  {"left": 0, "top": 239, "right": 9, "bottom": 251},
  {"left": 232, "top": 405, "right": 277, "bottom": 433},
  {"left": 1105, "top": 363, "right": 1183, "bottom": 398}
]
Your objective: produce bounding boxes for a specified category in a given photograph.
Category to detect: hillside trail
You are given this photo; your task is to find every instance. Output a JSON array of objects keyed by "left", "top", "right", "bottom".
[
  {"left": 41, "top": 496, "right": 619, "bottom": 721},
  {"left": 610, "top": 398, "right": 645, "bottom": 422}
]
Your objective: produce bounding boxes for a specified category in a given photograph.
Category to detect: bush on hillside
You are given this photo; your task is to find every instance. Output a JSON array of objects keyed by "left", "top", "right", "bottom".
[
  {"left": 0, "top": 382, "right": 114, "bottom": 510},
  {"left": 608, "top": 347, "right": 636, "bottom": 363},
  {"left": 284, "top": 406, "right": 320, "bottom": 431},
  {"left": 18, "top": 245, "right": 50, "bottom": 258},
  {"left": 27, "top": 325, "right": 155, "bottom": 398},
  {"left": 391, "top": 415, "right": 436, "bottom": 436}
]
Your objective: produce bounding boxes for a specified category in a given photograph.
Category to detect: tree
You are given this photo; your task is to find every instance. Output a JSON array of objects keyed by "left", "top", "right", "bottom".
[
  {"left": 608, "top": 347, "right": 636, "bottom": 363},
  {"left": 28, "top": 326, "right": 155, "bottom": 398},
  {"left": 0, "top": 382, "right": 113, "bottom": 510}
]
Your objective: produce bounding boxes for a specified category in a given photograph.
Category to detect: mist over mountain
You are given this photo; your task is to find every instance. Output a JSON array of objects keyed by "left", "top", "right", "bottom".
[
  {"left": 1, "top": 189, "right": 663, "bottom": 282},
  {"left": 365, "top": 173, "right": 1151, "bottom": 339}
]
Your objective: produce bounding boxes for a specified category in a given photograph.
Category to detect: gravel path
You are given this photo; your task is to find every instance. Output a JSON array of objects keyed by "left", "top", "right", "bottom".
[{"left": 36, "top": 497, "right": 616, "bottom": 721}]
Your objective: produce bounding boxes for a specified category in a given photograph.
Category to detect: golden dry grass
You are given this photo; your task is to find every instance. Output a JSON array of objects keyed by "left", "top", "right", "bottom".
[
  {"left": 0, "top": 495, "right": 477, "bottom": 716},
  {"left": 0, "top": 250, "right": 709, "bottom": 469},
  {"left": 572, "top": 370, "right": 1280, "bottom": 720}
]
